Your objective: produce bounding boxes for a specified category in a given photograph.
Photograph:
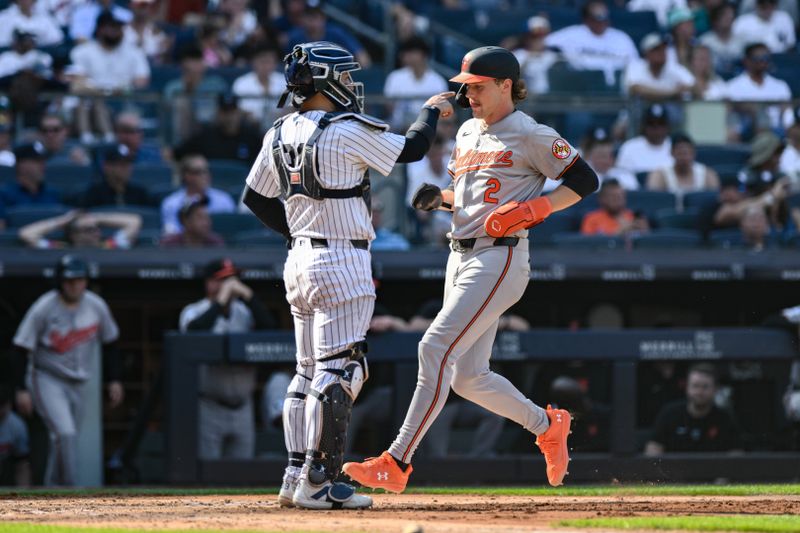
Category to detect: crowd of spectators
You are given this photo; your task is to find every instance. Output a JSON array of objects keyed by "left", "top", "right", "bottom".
[{"left": 0, "top": 0, "right": 794, "bottom": 250}]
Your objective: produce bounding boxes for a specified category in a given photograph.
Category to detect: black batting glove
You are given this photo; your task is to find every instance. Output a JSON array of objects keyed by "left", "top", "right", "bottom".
[{"left": 412, "top": 183, "right": 443, "bottom": 211}]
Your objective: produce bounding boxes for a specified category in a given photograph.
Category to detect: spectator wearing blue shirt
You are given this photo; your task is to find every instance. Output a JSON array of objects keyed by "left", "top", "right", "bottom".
[
  {"left": 69, "top": 0, "right": 132, "bottom": 43},
  {"left": 285, "top": 4, "right": 370, "bottom": 67},
  {"left": 371, "top": 199, "right": 410, "bottom": 251},
  {"left": 161, "top": 154, "right": 236, "bottom": 234},
  {"left": 113, "top": 111, "right": 164, "bottom": 165},
  {"left": 0, "top": 141, "right": 60, "bottom": 216}
]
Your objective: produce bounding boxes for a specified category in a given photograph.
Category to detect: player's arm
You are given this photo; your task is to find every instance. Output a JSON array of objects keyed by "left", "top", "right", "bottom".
[
  {"left": 243, "top": 132, "right": 292, "bottom": 241},
  {"left": 243, "top": 187, "right": 291, "bottom": 240},
  {"left": 485, "top": 157, "right": 598, "bottom": 237},
  {"left": 395, "top": 92, "right": 454, "bottom": 164}
]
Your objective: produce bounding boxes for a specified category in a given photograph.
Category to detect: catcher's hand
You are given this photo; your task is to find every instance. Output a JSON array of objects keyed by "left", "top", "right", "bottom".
[
  {"left": 412, "top": 183, "right": 443, "bottom": 211},
  {"left": 485, "top": 197, "right": 553, "bottom": 238}
]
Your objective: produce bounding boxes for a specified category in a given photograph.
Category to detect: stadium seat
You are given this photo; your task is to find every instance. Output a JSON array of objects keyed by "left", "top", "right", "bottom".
[
  {"left": 625, "top": 190, "right": 676, "bottom": 214},
  {"left": 148, "top": 64, "right": 181, "bottom": 92},
  {"left": 695, "top": 144, "right": 750, "bottom": 168},
  {"left": 210, "top": 213, "right": 263, "bottom": 240},
  {"left": 231, "top": 229, "right": 286, "bottom": 247},
  {"left": 148, "top": 182, "right": 178, "bottom": 204},
  {"left": 708, "top": 228, "right": 743, "bottom": 248},
  {"left": 0, "top": 229, "right": 20, "bottom": 247},
  {"left": 45, "top": 164, "right": 95, "bottom": 197},
  {"left": 208, "top": 160, "right": 249, "bottom": 189},
  {"left": 548, "top": 64, "right": 612, "bottom": 95},
  {"left": 135, "top": 228, "right": 163, "bottom": 248},
  {"left": 633, "top": 229, "right": 702, "bottom": 249},
  {"left": 608, "top": 9, "right": 658, "bottom": 53},
  {"left": 774, "top": 66, "right": 800, "bottom": 96},
  {"left": 683, "top": 191, "right": 719, "bottom": 209},
  {"left": 88, "top": 205, "right": 162, "bottom": 230},
  {"left": 654, "top": 207, "right": 700, "bottom": 230},
  {"left": 5, "top": 204, "right": 70, "bottom": 228},
  {"left": 552, "top": 232, "right": 625, "bottom": 250},
  {"left": 131, "top": 164, "right": 174, "bottom": 189},
  {"left": 0, "top": 165, "right": 14, "bottom": 186},
  {"left": 788, "top": 193, "right": 800, "bottom": 210},
  {"left": 356, "top": 66, "right": 389, "bottom": 95},
  {"left": 529, "top": 211, "right": 578, "bottom": 246},
  {"left": 209, "top": 66, "right": 250, "bottom": 86}
]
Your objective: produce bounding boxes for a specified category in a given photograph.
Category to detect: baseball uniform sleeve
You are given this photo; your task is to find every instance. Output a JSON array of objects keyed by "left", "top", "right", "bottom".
[
  {"left": 13, "top": 295, "right": 48, "bottom": 351},
  {"left": 345, "top": 122, "right": 406, "bottom": 177},
  {"left": 524, "top": 124, "right": 579, "bottom": 180},
  {"left": 246, "top": 129, "right": 281, "bottom": 198},
  {"left": 93, "top": 294, "right": 120, "bottom": 344}
]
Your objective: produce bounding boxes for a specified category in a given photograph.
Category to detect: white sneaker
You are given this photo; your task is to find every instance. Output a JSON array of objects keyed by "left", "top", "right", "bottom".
[
  {"left": 278, "top": 472, "right": 298, "bottom": 507},
  {"left": 292, "top": 477, "right": 373, "bottom": 510}
]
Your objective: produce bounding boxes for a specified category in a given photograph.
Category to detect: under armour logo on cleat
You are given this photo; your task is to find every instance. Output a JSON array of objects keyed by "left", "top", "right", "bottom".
[{"left": 377, "top": 472, "right": 389, "bottom": 481}]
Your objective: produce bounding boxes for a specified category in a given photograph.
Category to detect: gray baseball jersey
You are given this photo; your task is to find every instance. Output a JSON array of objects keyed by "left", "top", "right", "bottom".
[
  {"left": 447, "top": 110, "right": 578, "bottom": 239},
  {"left": 14, "top": 290, "right": 119, "bottom": 382},
  {"left": 245, "top": 109, "right": 405, "bottom": 241}
]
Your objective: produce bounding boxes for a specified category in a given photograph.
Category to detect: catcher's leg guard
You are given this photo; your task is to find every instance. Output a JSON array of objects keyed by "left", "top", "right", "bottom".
[{"left": 305, "top": 342, "right": 368, "bottom": 484}]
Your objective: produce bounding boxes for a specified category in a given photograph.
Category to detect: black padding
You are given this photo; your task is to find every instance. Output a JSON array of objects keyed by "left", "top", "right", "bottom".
[
  {"left": 560, "top": 156, "right": 600, "bottom": 198},
  {"left": 306, "top": 382, "right": 354, "bottom": 481}
]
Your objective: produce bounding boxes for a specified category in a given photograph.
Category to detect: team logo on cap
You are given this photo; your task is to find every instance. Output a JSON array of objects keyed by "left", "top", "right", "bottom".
[{"left": 552, "top": 139, "right": 571, "bottom": 160}]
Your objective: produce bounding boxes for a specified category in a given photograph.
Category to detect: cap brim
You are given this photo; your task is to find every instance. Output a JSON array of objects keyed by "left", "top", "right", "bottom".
[{"left": 449, "top": 72, "right": 495, "bottom": 83}]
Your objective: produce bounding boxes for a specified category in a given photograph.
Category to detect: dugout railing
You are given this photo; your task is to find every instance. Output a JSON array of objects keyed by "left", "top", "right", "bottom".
[{"left": 163, "top": 328, "right": 800, "bottom": 485}]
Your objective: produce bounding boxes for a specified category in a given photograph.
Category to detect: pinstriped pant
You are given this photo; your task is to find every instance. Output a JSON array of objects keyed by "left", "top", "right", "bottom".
[
  {"left": 282, "top": 238, "right": 375, "bottom": 466},
  {"left": 388, "top": 238, "right": 549, "bottom": 463}
]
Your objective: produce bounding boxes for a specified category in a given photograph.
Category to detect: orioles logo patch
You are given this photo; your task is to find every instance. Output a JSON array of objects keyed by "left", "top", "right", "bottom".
[{"left": 552, "top": 139, "right": 571, "bottom": 160}]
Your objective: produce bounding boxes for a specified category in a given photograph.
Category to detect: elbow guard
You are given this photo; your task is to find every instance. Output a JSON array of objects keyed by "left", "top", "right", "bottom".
[{"left": 560, "top": 157, "right": 599, "bottom": 198}]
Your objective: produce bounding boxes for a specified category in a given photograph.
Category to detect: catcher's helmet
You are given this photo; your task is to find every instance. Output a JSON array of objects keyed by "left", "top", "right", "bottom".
[
  {"left": 55, "top": 254, "right": 89, "bottom": 283},
  {"left": 277, "top": 41, "right": 364, "bottom": 113}
]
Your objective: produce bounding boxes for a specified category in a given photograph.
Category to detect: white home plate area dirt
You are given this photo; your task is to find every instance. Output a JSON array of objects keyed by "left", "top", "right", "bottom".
[{"left": 1, "top": 494, "right": 798, "bottom": 533}]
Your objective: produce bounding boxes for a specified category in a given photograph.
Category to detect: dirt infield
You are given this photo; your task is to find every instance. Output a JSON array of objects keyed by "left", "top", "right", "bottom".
[{"left": 2, "top": 493, "right": 799, "bottom": 533}]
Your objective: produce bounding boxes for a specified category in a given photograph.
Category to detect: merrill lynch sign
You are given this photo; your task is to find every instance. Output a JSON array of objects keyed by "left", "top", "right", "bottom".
[{"left": 639, "top": 331, "right": 722, "bottom": 360}]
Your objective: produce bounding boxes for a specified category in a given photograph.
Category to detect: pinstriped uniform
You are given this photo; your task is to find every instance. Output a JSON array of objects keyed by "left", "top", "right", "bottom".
[
  {"left": 246, "top": 109, "right": 404, "bottom": 476},
  {"left": 388, "top": 110, "right": 578, "bottom": 463}
]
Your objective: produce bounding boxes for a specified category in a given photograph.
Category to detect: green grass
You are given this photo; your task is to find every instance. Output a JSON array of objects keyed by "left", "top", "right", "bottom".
[
  {"left": 0, "top": 525, "right": 327, "bottom": 533},
  {"left": 558, "top": 515, "right": 800, "bottom": 532},
  {"left": 2, "top": 484, "right": 800, "bottom": 498}
]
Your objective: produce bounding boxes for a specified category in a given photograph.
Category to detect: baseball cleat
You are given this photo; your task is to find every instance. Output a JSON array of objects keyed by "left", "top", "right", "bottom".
[
  {"left": 535, "top": 405, "right": 572, "bottom": 487},
  {"left": 342, "top": 451, "right": 412, "bottom": 493},
  {"left": 292, "top": 477, "right": 373, "bottom": 510},
  {"left": 278, "top": 472, "right": 299, "bottom": 507}
]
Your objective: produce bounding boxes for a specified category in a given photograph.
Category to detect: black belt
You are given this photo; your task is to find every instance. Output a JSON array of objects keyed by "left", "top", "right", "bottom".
[
  {"left": 451, "top": 237, "right": 520, "bottom": 253},
  {"left": 290, "top": 237, "right": 369, "bottom": 250}
]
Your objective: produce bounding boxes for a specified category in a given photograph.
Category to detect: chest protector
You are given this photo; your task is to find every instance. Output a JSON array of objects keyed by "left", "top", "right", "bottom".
[{"left": 271, "top": 111, "right": 390, "bottom": 210}]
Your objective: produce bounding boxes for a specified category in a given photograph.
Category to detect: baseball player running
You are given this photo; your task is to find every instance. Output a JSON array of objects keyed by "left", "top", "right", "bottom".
[
  {"left": 242, "top": 41, "right": 453, "bottom": 509},
  {"left": 12, "top": 255, "right": 123, "bottom": 486},
  {"left": 343, "top": 46, "right": 599, "bottom": 491}
]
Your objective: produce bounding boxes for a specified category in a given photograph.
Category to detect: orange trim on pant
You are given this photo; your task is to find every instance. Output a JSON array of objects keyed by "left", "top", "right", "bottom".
[{"left": 401, "top": 246, "right": 515, "bottom": 463}]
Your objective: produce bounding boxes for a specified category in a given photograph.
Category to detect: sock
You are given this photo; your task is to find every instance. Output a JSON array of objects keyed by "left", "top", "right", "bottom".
[{"left": 390, "top": 453, "right": 410, "bottom": 472}]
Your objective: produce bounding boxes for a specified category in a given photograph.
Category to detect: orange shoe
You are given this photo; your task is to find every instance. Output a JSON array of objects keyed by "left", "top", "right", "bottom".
[
  {"left": 342, "top": 451, "right": 412, "bottom": 493},
  {"left": 535, "top": 405, "right": 572, "bottom": 486}
]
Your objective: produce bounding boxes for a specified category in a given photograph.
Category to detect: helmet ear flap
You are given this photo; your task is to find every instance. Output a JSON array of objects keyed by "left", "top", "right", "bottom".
[{"left": 456, "top": 84, "right": 470, "bottom": 108}]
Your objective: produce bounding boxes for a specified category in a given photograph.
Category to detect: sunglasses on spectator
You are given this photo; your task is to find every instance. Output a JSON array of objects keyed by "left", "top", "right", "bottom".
[
  {"left": 117, "top": 126, "right": 142, "bottom": 134},
  {"left": 40, "top": 126, "right": 64, "bottom": 133},
  {"left": 73, "top": 225, "right": 100, "bottom": 233},
  {"left": 186, "top": 166, "right": 210, "bottom": 174},
  {"left": 751, "top": 54, "right": 771, "bottom": 62}
]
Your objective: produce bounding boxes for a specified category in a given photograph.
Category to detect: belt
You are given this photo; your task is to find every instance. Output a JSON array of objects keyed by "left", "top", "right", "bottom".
[
  {"left": 290, "top": 237, "right": 369, "bottom": 250},
  {"left": 450, "top": 237, "right": 520, "bottom": 253}
]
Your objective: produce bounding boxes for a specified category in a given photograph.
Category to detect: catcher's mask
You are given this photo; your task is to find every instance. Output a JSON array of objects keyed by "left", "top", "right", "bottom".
[{"left": 277, "top": 41, "right": 365, "bottom": 113}]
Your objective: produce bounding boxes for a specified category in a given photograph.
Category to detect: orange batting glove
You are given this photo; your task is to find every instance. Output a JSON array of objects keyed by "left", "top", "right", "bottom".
[{"left": 484, "top": 196, "right": 553, "bottom": 238}]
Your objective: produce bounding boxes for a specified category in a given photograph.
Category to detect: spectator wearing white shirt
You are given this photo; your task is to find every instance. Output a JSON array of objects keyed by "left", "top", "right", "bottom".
[
  {"left": 0, "top": 29, "right": 53, "bottom": 81},
  {"left": 35, "top": 0, "right": 87, "bottom": 28},
  {"left": 646, "top": 133, "right": 720, "bottom": 204},
  {"left": 69, "top": 0, "right": 131, "bottom": 43},
  {"left": 627, "top": 0, "right": 688, "bottom": 29},
  {"left": 232, "top": 45, "right": 285, "bottom": 127},
  {"left": 726, "top": 42, "right": 792, "bottom": 139},
  {"left": 384, "top": 36, "right": 448, "bottom": 130},
  {"left": 123, "top": 0, "right": 170, "bottom": 64},
  {"left": 69, "top": 10, "right": 150, "bottom": 144},
  {"left": 699, "top": 3, "right": 744, "bottom": 76},
  {"left": 161, "top": 154, "right": 236, "bottom": 234},
  {"left": 545, "top": 0, "right": 639, "bottom": 86},
  {"left": 689, "top": 44, "right": 728, "bottom": 101},
  {"left": 666, "top": 7, "right": 696, "bottom": 68},
  {"left": 584, "top": 130, "right": 640, "bottom": 190},
  {"left": 218, "top": 0, "right": 258, "bottom": 50},
  {"left": 624, "top": 33, "right": 695, "bottom": 101},
  {"left": 779, "top": 109, "right": 800, "bottom": 191},
  {"left": 732, "top": 0, "right": 795, "bottom": 53},
  {"left": 617, "top": 104, "right": 674, "bottom": 175},
  {"left": 0, "top": 0, "right": 63, "bottom": 48},
  {"left": 512, "top": 16, "right": 558, "bottom": 95},
  {"left": 738, "top": 0, "right": 798, "bottom": 27}
]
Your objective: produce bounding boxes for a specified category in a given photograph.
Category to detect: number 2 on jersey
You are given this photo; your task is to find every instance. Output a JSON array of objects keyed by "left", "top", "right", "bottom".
[{"left": 483, "top": 178, "right": 501, "bottom": 204}]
